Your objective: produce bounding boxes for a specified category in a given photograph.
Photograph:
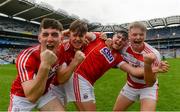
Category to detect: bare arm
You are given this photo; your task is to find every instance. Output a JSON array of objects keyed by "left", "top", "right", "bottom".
[
  {"left": 119, "top": 62, "right": 144, "bottom": 77},
  {"left": 57, "top": 51, "right": 85, "bottom": 84},
  {"left": 22, "top": 50, "right": 57, "bottom": 103},
  {"left": 144, "top": 53, "right": 157, "bottom": 86}
]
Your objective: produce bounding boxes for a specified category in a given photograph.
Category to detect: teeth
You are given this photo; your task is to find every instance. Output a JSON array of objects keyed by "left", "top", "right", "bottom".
[
  {"left": 46, "top": 45, "right": 54, "bottom": 50},
  {"left": 134, "top": 41, "right": 142, "bottom": 44}
]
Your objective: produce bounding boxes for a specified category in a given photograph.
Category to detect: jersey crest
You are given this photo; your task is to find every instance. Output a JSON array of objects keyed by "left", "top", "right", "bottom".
[
  {"left": 100, "top": 47, "right": 114, "bottom": 63},
  {"left": 49, "top": 64, "right": 59, "bottom": 78}
]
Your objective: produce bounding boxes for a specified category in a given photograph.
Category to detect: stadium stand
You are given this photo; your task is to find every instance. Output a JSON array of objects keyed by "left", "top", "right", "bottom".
[
  {"left": 0, "top": 0, "right": 97, "bottom": 64},
  {"left": 91, "top": 16, "right": 180, "bottom": 58},
  {"left": 0, "top": 0, "right": 180, "bottom": 64}
]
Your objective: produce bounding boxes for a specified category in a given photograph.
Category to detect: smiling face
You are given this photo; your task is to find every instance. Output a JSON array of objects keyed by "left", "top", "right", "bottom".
[
  {"left": 38, "top": 18, "right": 63, "bottom": 53},
  {"left": 69, "top": 19, "right": 88, "bottom": 50},
  {"left": 111, "top": 31, "right": 128, "bottom": 50},
  {"left": 69, "top": 31, "right": 86, "bottom": 50},
  {"left": 128, "top": 22, "right": 147, "bottom": 52},
  {"left": 129, "top": 27, "right": 146, "bottom": 52},
  {"left": 38, "top": 28, "right": 62, "bottom": 53}
]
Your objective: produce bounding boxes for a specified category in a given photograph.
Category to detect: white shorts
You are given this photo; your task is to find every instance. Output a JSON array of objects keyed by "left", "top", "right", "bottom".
[
  {"left": 8, "top": 90, "right": 56, "bottom": 111},
  {"left": 64, "top": 73, "right": 95, "bottom": 102},
  {"left": 50, "top": 84, "right": 67, "bottom": 105},
  {"left": 120, "top": 83, "right": 158, "bottom": 101}
]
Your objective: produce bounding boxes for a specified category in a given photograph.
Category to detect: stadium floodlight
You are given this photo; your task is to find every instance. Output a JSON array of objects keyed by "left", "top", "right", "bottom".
[
  {"left": 13, "top": 17, "right": 26, "bottom": 21},
  {"left": 0, "top": 13, "right": 8, "bottom": 17},
  {"left": 30, "top": 20, "right": 40, "bottom": 25}
]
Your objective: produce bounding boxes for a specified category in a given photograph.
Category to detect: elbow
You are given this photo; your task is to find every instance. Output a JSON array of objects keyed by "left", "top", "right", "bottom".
[
  {"left": 25, "top": 92, "right": 43, "bottom": 103},
  {"left": 58, "top": 79, "right": 65, "bottom": 84},
  {"left": 58, "top": 78, "right": 68, "bottom": 84},
  {"left": 26, "top": 95, "right": 39, "bottom": 103}
]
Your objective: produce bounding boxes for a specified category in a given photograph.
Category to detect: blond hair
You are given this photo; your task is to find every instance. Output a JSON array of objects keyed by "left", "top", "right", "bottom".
[{"left": 128, "top": 21, "right": 147, "bottom": 32}]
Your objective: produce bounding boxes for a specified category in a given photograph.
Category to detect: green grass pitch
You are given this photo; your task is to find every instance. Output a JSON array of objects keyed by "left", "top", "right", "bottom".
[{"left": 0, "top": 58, "right": 180, "bottom": 111}]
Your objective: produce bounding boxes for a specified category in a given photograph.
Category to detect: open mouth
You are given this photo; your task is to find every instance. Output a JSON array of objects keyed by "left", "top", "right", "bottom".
[
  {"left": 134, "top": 40, "right": 142, "bottom": 44},
  {"left": 46, "top": 45, "right": 55, "bottom": 50}
]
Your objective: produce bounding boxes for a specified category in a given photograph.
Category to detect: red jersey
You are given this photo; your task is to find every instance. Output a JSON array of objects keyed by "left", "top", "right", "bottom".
[
  {"left": 75, "top": 38, "right": 125, "bottom": 85},
  {"left": 11, "top": 45, "right": 60, "bottom": 97},
  {"left": 122, "top": 42, "right": 161, "bottom": 89},
  {"left": 52, "top": 32, "right": 102, "bottom": 85},
  {"left": 52, "top": 42, "right": 76, "bottom": 85}
]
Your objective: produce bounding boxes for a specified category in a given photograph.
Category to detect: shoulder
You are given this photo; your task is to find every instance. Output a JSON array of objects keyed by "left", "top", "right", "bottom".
[
  {"left": 144, "top": 42, "right": 161, "bottom": 60},
  {"left": 18, "top": 46, "right": 39, "bottom": 57},
  {"left": 17, "top": 46, "right": 39, "bottom": 64},
  {"left": 62, "top": 41, "right": 71, "bottom": 51}
]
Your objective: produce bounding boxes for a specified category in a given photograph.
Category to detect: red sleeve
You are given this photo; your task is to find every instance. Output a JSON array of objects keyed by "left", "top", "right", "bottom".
[{"left": 16, "top": 48, "right": 38, "bottom": 83}]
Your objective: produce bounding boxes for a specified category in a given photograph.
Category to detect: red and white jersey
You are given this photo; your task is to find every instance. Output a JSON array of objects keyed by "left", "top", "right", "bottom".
[
  {"left": 75, "top": 38, "right": 125, "bottom": 85},
  {"left": 11, "top": 45, "right": 60, "bottom": 97},
  {"left": 121, "top": 42, "right": 161, "bottom": 89}
]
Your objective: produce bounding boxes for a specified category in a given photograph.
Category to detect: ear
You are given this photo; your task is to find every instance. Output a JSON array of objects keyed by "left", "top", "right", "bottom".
[{"left": 38, "top": 34, "right": 41, "bottom": 43}]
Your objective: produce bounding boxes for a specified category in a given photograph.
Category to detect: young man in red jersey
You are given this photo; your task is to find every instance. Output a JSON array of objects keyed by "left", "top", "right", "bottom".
[{"left": 8, "top": 18, "right": 83, "bottom": 111}]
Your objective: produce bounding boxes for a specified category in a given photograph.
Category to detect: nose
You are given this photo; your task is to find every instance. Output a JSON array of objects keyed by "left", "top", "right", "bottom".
[
  {"left": 136, "top": 34, "right": 141, "bottom": 39},
  {"left": 118, "top": 37, "right": 122, "bottom": 42},
  {"left": 76, "top": 36, "right": 81, "bottom": 41},
  {"left": 47, "top": 35, "right": 54, "bottom": 43}
]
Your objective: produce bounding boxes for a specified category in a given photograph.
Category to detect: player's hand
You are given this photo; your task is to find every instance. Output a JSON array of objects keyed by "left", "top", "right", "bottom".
[
  {"left": 85, "top": 32, "right": 96, "bottom": 43},
  {"left": 152, "top": 61, "right": 169, "bottom": 73},
  {"left": 83, "top": 38, "right": 90, "bottom": 45},
  {"left": 72, "top": 50, "right": 85, "bottom": 66},
  {"left": 99, "top": 32, "right": 108, "bottom": 40},
  {"left": 158, "top": 61, "right": 169, "bottom": 73},
  {"left": 105, "top": 38, "right": 113, "bottom": 48},
  {"left": 62, "top": 29, "right": 70, "bottom": 37},
  {"left": 40, "top": 49, "right": 57, "bottom": 66}
]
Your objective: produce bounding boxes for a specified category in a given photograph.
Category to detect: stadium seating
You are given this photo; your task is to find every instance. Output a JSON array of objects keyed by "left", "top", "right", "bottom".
[{"left": 0, "top": 16, "right": 39, "bottom": 35}]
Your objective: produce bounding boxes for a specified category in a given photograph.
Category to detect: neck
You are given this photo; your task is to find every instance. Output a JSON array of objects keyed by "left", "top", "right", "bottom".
[{"left": 132, "top": 43, "right": 144, "bottom": 53}]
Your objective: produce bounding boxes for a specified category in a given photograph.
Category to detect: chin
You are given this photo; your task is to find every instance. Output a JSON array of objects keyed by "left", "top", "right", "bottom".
[
  {"left": 73, "top": 44, "right": 82, "bottom": 49},
  {"left": 74, "top": 46, "right": 81, "bottom": 50}
]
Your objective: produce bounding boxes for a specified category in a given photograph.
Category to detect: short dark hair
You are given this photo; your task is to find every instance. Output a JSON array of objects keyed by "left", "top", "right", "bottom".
[
  {"left": 40, "top": 18, "right": 63, "bottom": 32},
  {"left": 69, "top": 19, "right": 88, "bottom": 37},
  {"left": 116, "top": 30, "right": 128, "bottom": 40}
]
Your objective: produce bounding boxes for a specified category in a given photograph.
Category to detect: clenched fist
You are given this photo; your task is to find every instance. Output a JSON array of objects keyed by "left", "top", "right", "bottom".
[
  {"left": 144, "top": 53, "right": 156, "bottom": 64},
  {"left": 74, "top": 50, "right": 85, "bottom": 64},
  {"left": 40, "top": 49, "right": 57, "bottom": 66}
]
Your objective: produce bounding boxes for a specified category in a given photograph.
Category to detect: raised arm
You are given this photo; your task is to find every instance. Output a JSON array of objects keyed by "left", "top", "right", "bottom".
[
  {"left": 22, "top": 50, "right": 57, "bottom": 103},
  {"left": 57, "top": 51, "right": 85, "bottom": 84},
  {"left": 144, "top": 53, "right": 157, "bottom": 86}
]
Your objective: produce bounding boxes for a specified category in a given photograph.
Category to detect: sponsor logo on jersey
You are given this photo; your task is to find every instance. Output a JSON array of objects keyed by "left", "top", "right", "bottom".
[
  {"left": 100, "top": 47, "right": 114, "bottom": 63},
  {"left": 49, "top": 64, "right": 59, "bottom": 78}
]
